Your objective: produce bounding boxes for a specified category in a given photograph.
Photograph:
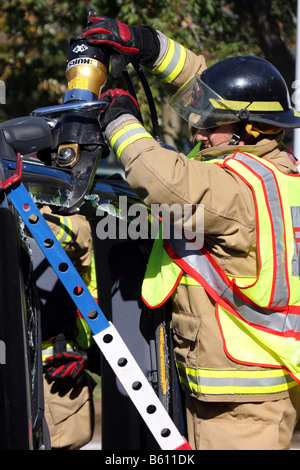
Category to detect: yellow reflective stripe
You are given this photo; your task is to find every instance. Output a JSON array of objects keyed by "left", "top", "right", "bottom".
[
  {"left": 152, "top": 38, "right": 187, "bottom": 83},
  {"left": 110, "top": 122, "right": 154, "bottom": 160},
  {"left": 56, "top": 215, "right": 73, "bottom": 247},
  {"left": 176, "top": 361, "right": 298, "bottom": 395},
  {"left": 209, "top": 99, "right": 250, "bottom": 110},
  {"left": 179, "top": 274, "right": 203, "bottom": 287},
  {"left": 179, "top": 273, "right": 256, "bottom": 287},
  {"left": 42, "top": 342, "right": 74, "bottom": 362},
  {"left": 247, "top": 101, "right": 283, "bottom": 111},
  {"left": 159, "top": 324, "right": 168, "bottom": 395},
  {"left": 210, "top": 98, "right": 283, "bottom": 112}
]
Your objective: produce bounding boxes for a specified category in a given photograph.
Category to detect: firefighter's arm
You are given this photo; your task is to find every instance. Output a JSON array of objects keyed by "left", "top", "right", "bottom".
[
  {"left": 82, "top": 14, "right": 206, "bottom": 92},
  {"left": 100, "top": 91, "right": 189, "bottom": 208},
  {"left": 101, "top": 94, "right": 256, "bottom": 244}
]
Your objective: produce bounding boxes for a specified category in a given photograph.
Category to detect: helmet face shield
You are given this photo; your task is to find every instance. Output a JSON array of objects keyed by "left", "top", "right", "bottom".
[
  {"left": 169, "top": 75, "right": 240, "bottom": 129},
  {"left": 170, "top": 65, "right": 300, "bottom": 130}
]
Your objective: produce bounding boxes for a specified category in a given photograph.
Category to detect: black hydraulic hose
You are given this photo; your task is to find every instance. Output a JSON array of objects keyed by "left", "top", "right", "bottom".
[
  {"left": 131, "top": 61, "right": 163, "bottom": 144},
  {"left": 121, "top": 67, "right": 144, "bottom": 126},
  {"left": 119, "top": 59, "right": 163, "bottom": 144}
]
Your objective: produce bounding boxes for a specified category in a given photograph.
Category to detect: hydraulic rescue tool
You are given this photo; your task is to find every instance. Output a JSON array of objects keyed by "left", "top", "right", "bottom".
[{"left": 33, "top": 37, "right": 110, "bottom": 214}]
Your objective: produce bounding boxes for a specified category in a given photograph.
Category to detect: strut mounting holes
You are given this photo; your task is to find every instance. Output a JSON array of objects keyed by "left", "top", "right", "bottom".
[
  {"left": 132, "top": 381, "right": 142, "bottom": 391},
  {"left": 43, "top": 238, "right": 54, "bottom": 248},
  {"left": 146, "top": 405, "right": 156, "bottom": 414},
  {"left": 73, "top": 286, "right": 83, "bottom": 296},
  {"left": 103, "top": 334, "right": 113, "bottom": 343},
  {"left": 28, "top": 214, "right": 39, "bottom": 224},
  {"left": 88, "top": 309, "right": 98, "bottom": 320},
  {"left": 58, "top": 262, "right": 69, "bottom": 272},
  {"left": 117, "top": 357, "right": 127, "bottom": 367},
  {"left": 161, "top": 428, "right": 171, "bottom": 438}
]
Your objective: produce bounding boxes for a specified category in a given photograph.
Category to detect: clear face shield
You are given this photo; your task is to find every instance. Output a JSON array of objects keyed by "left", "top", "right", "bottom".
[{"left": 169, "top": 74, "right": 241, "bottom": 129}]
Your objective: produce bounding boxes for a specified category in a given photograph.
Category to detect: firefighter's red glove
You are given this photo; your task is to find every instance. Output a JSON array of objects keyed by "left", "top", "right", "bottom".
[
  {"left": 82, "top": 14, "right": 160, "bottom": 67},
  {"left": 100, "top": 88, "right": 141, "bottom": 131},
  {"left": 45, "top": 351, "right": 86, "bottom": 380}
]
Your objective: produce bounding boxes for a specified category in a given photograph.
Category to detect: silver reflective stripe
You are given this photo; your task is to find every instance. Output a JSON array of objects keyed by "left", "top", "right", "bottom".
[
  {"left": 111, "top": 125, "right": 150, "bottom": 154},
  {"left": 291, "top": 206, "right": 300, "bottom": 276},
  {"left": 153, "top": 41, "right": 183, "bottom": 81},
  {"left": 169, "top": 231, "right": 300, "bottom": 334},
  {"left": 179, "top": 370, "right": 294, "bottom": 388},
  {"left": 233, "top": 153, "right": 289, "bottom": 306},
  {"left": 42, "top": 347, "right": 55, "bottom": 357},
  {"left": 176, "top": 361, "right": 296, "bottom": 393},
  {"left": 194, "top": 374, "right": 291, "bottom": 388}
]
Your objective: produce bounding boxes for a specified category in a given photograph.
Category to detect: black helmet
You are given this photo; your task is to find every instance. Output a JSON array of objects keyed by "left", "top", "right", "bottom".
[{"left": 170, "top": 56, "right": 300, "bottom": 129}]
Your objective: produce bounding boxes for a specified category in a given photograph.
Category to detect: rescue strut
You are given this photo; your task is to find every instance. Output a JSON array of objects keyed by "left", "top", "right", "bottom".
[{"left": 3, "top": 154, "right": 191, "bottom": 451}]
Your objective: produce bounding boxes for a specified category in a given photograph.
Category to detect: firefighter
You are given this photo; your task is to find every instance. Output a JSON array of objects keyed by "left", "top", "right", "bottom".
[{"left": 82, "top": 15, "right": 300, "bottom": 450}]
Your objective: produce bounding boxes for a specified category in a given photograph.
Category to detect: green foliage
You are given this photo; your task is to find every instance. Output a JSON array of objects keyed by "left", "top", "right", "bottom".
[
  {"left": 0, "top": 0, "right": 297, "bottom": 150},
  {"left": 0, "top": 0, "right": 88, "bottom": 118}
]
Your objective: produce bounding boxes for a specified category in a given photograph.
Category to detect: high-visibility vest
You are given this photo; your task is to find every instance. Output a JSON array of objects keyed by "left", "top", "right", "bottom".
[{"left": 142, "top": 151, "right": 300, "bottom": 395}]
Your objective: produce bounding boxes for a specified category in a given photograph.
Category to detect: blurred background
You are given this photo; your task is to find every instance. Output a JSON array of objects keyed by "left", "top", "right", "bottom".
[{"left": 0, "top": 0, "right": 297, "bottom": 154}]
